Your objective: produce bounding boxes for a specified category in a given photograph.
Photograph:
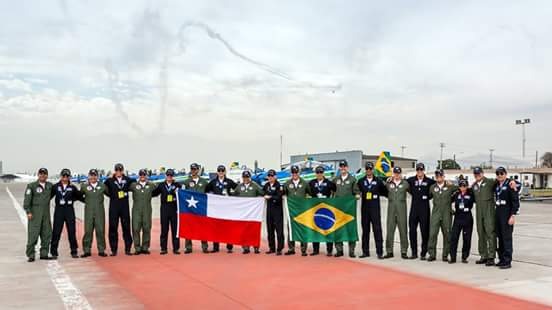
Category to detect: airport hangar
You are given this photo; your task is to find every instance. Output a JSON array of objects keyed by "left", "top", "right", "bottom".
[{"left": 289, "top": 150, "right": 418, "bottom": 174}]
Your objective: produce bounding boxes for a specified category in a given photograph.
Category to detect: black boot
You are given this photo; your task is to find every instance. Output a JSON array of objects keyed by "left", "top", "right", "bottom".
[{"left": 475, "top": 258, "right": 487, "bottom": 264}]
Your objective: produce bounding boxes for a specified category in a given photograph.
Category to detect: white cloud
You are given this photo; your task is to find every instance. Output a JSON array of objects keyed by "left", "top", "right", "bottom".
[{"left": 0, "top": 79, "right": 32, "bottom": 92}]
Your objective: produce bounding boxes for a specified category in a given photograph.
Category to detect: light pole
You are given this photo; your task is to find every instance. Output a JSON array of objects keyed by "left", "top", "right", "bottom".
[
  {"left": 400, "top": 145, "right": 406, "bottom": 157},
  {"left": 439, "top": 142, "right": 445, "bottom": 169},
  {"left": 515, "top": 118, "right": 530, "bottom": 159}
]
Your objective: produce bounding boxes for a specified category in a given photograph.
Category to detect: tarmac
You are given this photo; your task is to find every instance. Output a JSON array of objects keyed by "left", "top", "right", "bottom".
[{"left": 1, "top": 182, "right": 551, "bottom": 309}]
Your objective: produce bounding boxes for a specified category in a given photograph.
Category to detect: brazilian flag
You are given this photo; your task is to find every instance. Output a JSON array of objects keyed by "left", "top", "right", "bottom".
[
  {"left": 374, "top": 151, "right": 392, "bottom": 178},
  {"left": 287, "top": 196, "right": 358, "bottom": 242}
]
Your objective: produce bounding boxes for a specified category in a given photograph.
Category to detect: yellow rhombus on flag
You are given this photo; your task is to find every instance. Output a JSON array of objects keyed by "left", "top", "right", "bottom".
[{"left": 294, "top": 202, "right": 355, "bottom": 236}]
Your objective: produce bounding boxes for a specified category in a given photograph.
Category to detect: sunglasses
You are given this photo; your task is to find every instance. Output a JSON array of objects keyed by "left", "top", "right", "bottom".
[
  {"left": 316, "top": 171, "right": 324, "bottom": 174},
  {"left": 61, "top": 174, "right": 70, "bottom": 177},
  {"left": 217, "top": 169, "right": 225, "bottom": 173},
  {"left": 416, "top": 168, "right": 424, "bottom": 171},
  {"left": 115, "top": 168, "right": 123, "bottom": 172},
  {"left": 496, "top": 172, "right": 505, "bottom": 176}
]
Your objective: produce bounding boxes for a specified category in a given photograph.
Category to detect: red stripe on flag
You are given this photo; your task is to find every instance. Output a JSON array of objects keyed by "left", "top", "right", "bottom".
[{"left": 179, "top": 213, "right": 261, "bottom": 247}]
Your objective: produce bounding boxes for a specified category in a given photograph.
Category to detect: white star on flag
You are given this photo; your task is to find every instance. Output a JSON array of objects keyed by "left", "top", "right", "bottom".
[{"left": 186, "top": 196, "right": 199, "bottom": 209}]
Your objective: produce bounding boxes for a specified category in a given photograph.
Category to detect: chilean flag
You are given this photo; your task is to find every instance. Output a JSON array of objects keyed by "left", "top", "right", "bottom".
[{"left": 177, "top": 190, "right": 264, "bottom": 247}]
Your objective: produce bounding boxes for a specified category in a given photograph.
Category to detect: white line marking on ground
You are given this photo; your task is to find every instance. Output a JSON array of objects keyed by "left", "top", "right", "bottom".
[{"left": 6, "top": 187, "right": 93, "bottom": 310}]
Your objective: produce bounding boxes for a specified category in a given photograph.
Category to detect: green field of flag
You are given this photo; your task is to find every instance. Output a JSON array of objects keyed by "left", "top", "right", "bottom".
[{"left": 287, "top": 196, "right": 358, "bottom": 242}]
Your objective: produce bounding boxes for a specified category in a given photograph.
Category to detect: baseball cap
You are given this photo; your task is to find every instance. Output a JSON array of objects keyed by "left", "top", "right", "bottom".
[
  {"left": 339, "top": 160, "right": 348, "bottom": 167},
  {"left": 290, "top": 165, "right": 300, "bottom": 173},
  {"left": 315, "top": 166, "right": 325, "bottom": 173},
  {"left": 88, "top": 169, "right": 98, "bottom": 176},
  {"left": 435, "top": 169, "right": 444, "bottom": 176},
  {"left": 415, "top": 163, "right": 425, "bottom": 171},
  {"left": 393, "top": 167, "right": 402, "bottom": 174},
  {"left": 138, "top": 169, "right": 147, "bottom": 176},
  {"left": 166, "top": 169, "right": 175, "bottom": 176},
  {"left": 38, "top": 168, "right": 48, "bottom": 175},
  {"left": 495, "top": 166, "right": 507, "bottom": 175},
  {"left": 190, "top": 163, "right": 199, "bottom": 170},
  {"left": 267, "top": 169, "right": 276, "bottom": 177},
  {"left": 114, "top": 163, "right": 124, "bottom": 171},
  {"left": 365, "top": 162, "right": 374, "bottom": 169},
  {"left": 473, "top": 167, "right": 483, "bottom": 175},
  {"left": 217, "top": 165, "right": 226, "bottom": 172},
  {"left": 242, "top": 170, "right": 251, "bottom": 178},
  {"left": 60, "top": 168, "right": 71, "bottom": 177}
]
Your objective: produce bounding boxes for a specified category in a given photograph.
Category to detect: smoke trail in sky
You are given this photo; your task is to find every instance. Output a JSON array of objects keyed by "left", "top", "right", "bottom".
[
  {"left": 176, "top": 21, "right": 342, "bottom": 91},
  {"left": 159, "top": 50, "right": 168, "bottom": 132},
  {"left": 104, "top": 59, "right": 144, "bottom": 135}
]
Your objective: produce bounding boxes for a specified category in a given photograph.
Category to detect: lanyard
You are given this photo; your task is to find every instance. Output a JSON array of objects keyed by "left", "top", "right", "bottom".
[
  {"left": 495, "top": 181, "right": 507, "bottom": 199},
  {"left": 165, "top": 183, "right": 174, "bottom": 193},
  {"left": 364, "top": 178, "right": 374, "bottom": 190},
  {"left": 59, "top": 184, "right": 69, "bottom": 198},
  {"left": 115, "top": 177, "right": 125, "bottom": 190},
  {"left": 459, "top": 192, "right": 467, "bottom": 204}
]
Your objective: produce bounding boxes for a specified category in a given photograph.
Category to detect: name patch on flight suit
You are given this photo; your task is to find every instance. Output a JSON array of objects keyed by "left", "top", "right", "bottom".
[{"left": 36, "top": 187, "right": 43, "bottom": 193}]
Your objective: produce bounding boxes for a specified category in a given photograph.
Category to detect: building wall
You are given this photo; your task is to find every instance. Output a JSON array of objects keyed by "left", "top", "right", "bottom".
[
  {"left": 290, "top": 151, "right": 363, "bottom": 173},
  {"left": 534, "top": 173, "right": 552, "bottom": 189},
  {"left": 361, "top": 156, "right": 416, "bottom": 172}
]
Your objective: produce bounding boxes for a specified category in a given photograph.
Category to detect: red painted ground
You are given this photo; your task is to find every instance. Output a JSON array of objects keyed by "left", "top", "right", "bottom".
[{"left": 70, "top": 220, "right": 552, "bottom": 310}]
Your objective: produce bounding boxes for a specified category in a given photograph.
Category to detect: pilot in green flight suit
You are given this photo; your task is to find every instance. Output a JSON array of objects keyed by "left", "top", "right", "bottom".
[
  {"left": 23, "top": 168, "right": 54, "bottom": 262},
  {"left": 182, "top": 163, "right": 209, "bottom": 253},
  {"left": 427, "top": 169, "right": 457, "bottom": 262},
  {"left": 283, "top": 165, "right": 311, "bottom": 256},
  {"left": 233, "top": 170, "right": 264, "bottom": 254},
  {"left": 129, "top": 169, "right": 159, "bottom": 255},
  {"left": 332, "top": 160, "right": 360, "bottom": 258},
  {"left": 384, "top": 167, "right": 409, "bottom": 259},
  {"left": 80, "top": 169, "right": 108, "bottom": 257}
]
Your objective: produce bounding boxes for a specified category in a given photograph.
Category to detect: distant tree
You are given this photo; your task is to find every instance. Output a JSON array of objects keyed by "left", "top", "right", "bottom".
[
  {"left": 438, "top": 159, "right": 461, "bottom": 170},
  {"left": 541, "top": 152, "right": 552, "bottom": 168}
]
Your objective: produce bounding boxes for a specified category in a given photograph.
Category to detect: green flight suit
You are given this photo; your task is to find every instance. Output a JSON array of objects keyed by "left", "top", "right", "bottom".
[
  {"left": 473, "top": 177, "right": 497, "bottom": 260},
  {"left": 428, "top": 183, "right": 457, "bottom": 259},
  {"left": 182, "top": 176, "right": 209, "bottom": 251},
  {"left": 129, "top": 181, "right": 157, "bottom": 252},
  {"left": 80, "top": 182, "right": 108, "bottom": 254},
  {"left": 385, "top": 180, "right": 409, "bottom": 255},
  {"left": 332, "top": 174, "right": 360, "bottom": 255},
  {"left": 283, "top": 177, "right": 310, "bottom": 254},
  {"left": 234, "top": 181, "right": 263, "bottom": 251},
  {"left": 23, "top": 181, "right": 53, "bottom": 258}
]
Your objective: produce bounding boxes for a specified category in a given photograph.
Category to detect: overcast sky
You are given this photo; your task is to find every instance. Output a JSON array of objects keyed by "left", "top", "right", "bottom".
[{"left": 0, "top": 0, "right": 551, "bottom": 174}]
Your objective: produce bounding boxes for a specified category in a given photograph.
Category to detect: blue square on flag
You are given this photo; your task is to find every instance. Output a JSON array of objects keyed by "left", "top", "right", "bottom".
[{"left": 178, "top": 190, "right": 207, "bottom": 216}]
